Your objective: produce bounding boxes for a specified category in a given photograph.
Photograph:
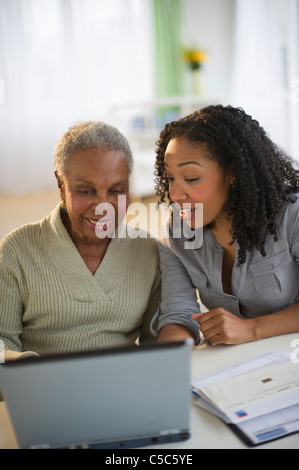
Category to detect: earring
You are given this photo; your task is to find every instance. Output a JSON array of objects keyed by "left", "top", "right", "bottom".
[{"left": 61, "top": 200, "right": 66, "bottom": 208}]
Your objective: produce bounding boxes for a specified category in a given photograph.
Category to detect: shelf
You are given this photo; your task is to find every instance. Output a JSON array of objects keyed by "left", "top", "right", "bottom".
[{"left": 110, "top": 93, "right": 221, "bottom": 110}]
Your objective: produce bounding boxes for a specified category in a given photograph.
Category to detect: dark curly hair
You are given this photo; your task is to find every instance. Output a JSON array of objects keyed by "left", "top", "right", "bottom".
[{"left": 154, "top": 105, "right": 299, "bottom": 264}]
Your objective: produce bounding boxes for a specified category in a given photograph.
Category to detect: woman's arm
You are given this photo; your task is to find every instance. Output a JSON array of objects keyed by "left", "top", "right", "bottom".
[
  {"left": 192, "top": 303, "right": 299, "bottom": 345},
  {"left": 152, "top": 240, "right": 201, "bottom": 345},
  {"left": 250, "top": 303, "right": 299, "bottom": 340},
  {"left": 158, "top": 324, "right": 196, "bottom": 343},
  {"left": 0, "top": 240, "right": 26, "bottom": 357}
]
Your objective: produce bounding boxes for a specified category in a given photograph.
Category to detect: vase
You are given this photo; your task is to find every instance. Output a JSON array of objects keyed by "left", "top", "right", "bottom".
[{"left": 191, "top": 68, "right": 203, "bottom": 94}]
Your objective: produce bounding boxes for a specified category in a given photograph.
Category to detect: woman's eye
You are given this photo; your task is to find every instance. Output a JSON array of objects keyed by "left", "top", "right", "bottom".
[
  {"left": 77, "top": 188, "right": 94, "bottom": 195},
  {"left": 109, "top": 187, "right": 126, "bottom": 194},
  {"left": 185, "top": 178, "right": 199, "bottom": 183},
  {"left": 166, "top": 176, "right": 199, "bottom": 183}
]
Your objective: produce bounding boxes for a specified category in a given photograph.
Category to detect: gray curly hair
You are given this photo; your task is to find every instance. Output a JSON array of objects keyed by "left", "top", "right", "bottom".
[{"left": 54, "top": 121, "right": 133, "bottom": 177}]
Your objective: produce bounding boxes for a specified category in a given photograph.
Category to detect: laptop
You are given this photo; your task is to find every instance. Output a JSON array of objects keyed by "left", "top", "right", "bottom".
[{"left": 0, "top": 340, "right": 192, "bottom": 449}]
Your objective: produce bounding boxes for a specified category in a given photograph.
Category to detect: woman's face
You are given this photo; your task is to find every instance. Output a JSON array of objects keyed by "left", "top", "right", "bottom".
[
  {"left": 164, "top": 137, "right": 233, "bottom": 229},
  {"left": 56, "top": 148, "right": 129, "bottom": 245}
]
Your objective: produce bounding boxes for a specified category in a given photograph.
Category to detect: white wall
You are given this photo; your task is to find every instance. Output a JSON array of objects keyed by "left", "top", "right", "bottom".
[{"left": 182, "top": 0, "right": 235, "bottom": 104}]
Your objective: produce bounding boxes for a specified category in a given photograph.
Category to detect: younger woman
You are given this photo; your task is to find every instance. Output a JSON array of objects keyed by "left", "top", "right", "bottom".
[{"left": 152, "top": 105, "right": 299, "bottom": 345}]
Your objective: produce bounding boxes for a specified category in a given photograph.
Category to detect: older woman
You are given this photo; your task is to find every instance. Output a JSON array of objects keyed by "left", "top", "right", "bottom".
[
  {"left": 151, "top": 105, "right": 299, "bottom": 346},
  {"left": 0, "top": 121, "right": 160, "bottom": 363}
]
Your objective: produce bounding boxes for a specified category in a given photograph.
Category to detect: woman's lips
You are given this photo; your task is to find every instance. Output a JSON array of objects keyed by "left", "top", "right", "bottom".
[
  {"left": 85, "top": 217, "right": 112, "bottom": 231},
  {"left": 179, "top": 207, "right": 196, "bottom": 220}
]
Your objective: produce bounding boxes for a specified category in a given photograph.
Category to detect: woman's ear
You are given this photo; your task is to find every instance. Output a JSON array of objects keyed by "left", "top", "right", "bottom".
[
  {"left": 229, "top": 164, "right": 235, "bottom": 186},
  {"left": 54, "top": 171, "right": 65, "bottom": 200}
]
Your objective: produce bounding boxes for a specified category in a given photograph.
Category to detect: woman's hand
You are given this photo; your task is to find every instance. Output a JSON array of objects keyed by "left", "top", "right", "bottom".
[
  {"left": 192, "top": 308, "right": 255, "bottom": 345},
  {"left": 193, "top": 303, "right": 299, "bottom": 345}
]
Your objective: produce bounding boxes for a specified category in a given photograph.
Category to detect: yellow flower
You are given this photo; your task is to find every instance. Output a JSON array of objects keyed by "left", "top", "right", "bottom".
[{"left": 182, "top": 47, "right": 207, "bottom": 70}]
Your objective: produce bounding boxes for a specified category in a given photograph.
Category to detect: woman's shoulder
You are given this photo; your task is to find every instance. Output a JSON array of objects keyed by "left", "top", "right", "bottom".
[
  {"left": 0, "top": 209, "right": 54, "bottom": 252},
  {"left": 279, "top": 193, "right": 299, "bottom": 224},
  {"left": 275, "top": 193, "right": 299, "bottom": 246}
]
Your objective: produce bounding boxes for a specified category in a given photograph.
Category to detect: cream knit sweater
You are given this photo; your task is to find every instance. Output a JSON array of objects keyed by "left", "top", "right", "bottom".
[{"left": 0, "top": 204, "right": 160, "bottom": 361}]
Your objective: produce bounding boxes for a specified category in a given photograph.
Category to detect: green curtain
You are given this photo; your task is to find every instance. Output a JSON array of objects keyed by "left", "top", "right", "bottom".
[{"left": 151, "top": 0, "right": 183, "bottom": 97}]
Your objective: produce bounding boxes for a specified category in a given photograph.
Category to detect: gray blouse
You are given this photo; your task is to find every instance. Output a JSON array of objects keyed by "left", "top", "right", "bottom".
[{"left": 151, "top": 197, "right": 299, "bottom": 345}]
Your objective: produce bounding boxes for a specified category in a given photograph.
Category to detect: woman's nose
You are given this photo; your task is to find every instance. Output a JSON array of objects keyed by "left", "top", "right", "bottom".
[
  {"left": 90, "top": 192, "right": 112, "bottom": 213},
  {"left": 169, "top": 181, "right": 188, "bottom": 202}
]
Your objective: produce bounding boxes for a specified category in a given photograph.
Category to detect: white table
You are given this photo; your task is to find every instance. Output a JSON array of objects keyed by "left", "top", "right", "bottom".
[{"left": 1, "top": 333, "right": 299, "bottom": 450}]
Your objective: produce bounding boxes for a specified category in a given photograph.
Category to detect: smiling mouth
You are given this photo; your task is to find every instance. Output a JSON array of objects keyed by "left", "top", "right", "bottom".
[
  {"left": 180, "top": 208, "right": 196, "bottom": 220},
  {"left": 86, "top": 217, "right": 112, "bottom": 231}
]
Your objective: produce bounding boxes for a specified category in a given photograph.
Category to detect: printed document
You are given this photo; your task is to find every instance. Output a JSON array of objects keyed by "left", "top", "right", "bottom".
[{"left": 192, "top": 350, "right": 299, "bottom": 445}]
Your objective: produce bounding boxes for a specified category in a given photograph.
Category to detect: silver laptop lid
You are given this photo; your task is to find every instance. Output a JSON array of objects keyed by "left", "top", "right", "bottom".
[{"left": 0, "top": 341, "right": 192, "bottom": 449}]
